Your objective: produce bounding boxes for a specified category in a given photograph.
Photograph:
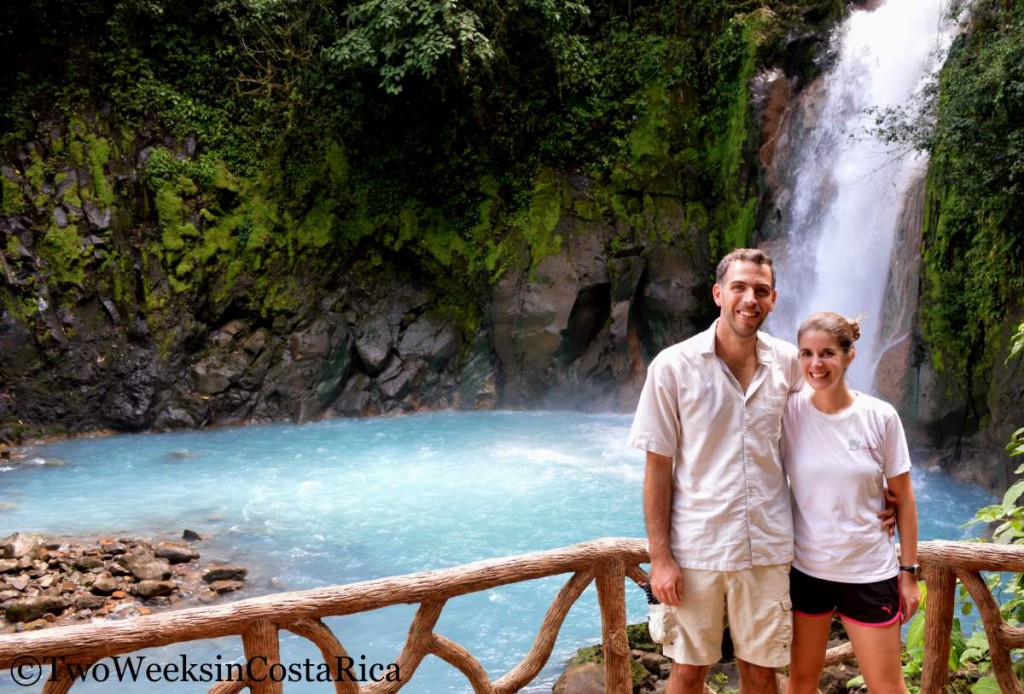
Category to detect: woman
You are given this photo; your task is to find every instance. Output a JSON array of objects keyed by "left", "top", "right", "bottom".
[{"left": 782, "top": 311, "right": 920, "bottom": 694}]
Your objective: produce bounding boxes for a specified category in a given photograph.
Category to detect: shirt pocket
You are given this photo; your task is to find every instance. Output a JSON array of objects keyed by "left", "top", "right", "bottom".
[{"left": 760, "top": 395, "right": 786, "bottom": 439}]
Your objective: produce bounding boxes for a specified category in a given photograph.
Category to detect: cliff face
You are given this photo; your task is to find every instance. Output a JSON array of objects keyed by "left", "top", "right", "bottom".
[
  {"left": 6, "top": 3, "right": 841, "bottom": 437},
  {"left": 0, "top": 133, "right": 717, "bottom": 432}
]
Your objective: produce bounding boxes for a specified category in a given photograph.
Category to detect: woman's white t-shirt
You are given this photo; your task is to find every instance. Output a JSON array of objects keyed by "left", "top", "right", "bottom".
[{"left": 781, "top": 389, "right": 912, "bottom": 583}]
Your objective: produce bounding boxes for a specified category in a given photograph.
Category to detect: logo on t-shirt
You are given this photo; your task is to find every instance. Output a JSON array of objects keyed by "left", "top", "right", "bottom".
[{"left": 848, "top": 438, "right": 877, "bottom": 453}]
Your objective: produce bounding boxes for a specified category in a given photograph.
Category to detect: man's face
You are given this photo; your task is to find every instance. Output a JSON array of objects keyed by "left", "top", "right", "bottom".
[{"left": 712, "top": 260, "right": 777, "bottom": 338}]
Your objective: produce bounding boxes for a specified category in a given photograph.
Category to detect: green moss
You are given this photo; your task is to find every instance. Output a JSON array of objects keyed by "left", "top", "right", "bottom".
[
  {"left": 512, "top": 167, "right": 563, "bottom": 273},
  {"left": 156, "top": 183, "right": 199, "bottom": 252},
  {"left": 38, "top": 224, "right": 87, "bottom": 288},
  {"left": 720, "top": 198, "right": 756, "bottom": 255},
  {"left": 23, "top": 160, "right": 45, "bottom": 192},
  {"left": 85, "top": 135, "right": 115, "bottom": 207},
  {"left": 0, "top": 286, "right": 39, "bottom": 322},
  {"left": 325, "top": 141, "right": 349, "bottom": 186},
  {"left": 1, "top": 175, "right": 26, "bottom": 214},
  {"left": 295, "top": 196, "right": 334, "bottom": 250},
  {"left": 627, "top": 86, "right": 672, "bottom": 178},
  {"left": 567, "top": 644, "right": 650, "bottom": 688}
]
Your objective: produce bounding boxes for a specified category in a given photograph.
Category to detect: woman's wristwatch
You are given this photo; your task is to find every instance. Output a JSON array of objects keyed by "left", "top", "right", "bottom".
[{"left": 899, "top": 564, "right": 922, "bottom": 579}]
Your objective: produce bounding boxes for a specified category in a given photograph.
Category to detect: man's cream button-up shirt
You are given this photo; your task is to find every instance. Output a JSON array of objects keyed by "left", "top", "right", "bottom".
[{"left": 628, "top": 320, "right": 802, "bottom": 571}]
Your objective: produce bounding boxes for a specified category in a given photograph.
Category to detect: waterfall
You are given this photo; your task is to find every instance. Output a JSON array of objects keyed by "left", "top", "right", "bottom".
[{"left": 765, "top": 0, "right": 962, "bottom": 392}]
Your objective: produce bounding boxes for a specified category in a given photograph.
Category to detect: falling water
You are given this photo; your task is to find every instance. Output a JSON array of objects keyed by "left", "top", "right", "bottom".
[{"left": 766, "top": 0, "right": 963, "bottom": 391}]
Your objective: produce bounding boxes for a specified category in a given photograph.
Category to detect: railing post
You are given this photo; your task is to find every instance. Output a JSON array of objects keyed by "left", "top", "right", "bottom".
[
  {"left": 920, "top": 565, "right": 955, "bottom": 693},
  {"left": 242, "top": 619, "right": 283, "bottom": 694},
  {"left": 596, "top": 558, "right": 631, "bottom": 693}
]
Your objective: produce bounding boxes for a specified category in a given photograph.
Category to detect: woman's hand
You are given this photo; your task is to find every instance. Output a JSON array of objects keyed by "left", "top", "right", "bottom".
[{"left": 900, "top": 574, "right": 921, "bottom": 623}]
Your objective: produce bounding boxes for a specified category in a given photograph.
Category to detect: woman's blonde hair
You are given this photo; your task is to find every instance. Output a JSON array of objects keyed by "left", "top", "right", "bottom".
[{"left": 797, "top": 311, "right": 861, "bottom": 353}]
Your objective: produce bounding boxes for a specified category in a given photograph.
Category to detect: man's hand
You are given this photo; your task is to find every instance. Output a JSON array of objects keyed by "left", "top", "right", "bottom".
[
  {"left": 649, "top": 557, "right": 684, "bottom": 606},
  {"left": 878, "top": 487, "right": 897, "bottom": 537}
]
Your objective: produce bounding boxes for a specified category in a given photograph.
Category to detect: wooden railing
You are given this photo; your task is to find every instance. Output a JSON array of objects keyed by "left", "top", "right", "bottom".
[
  {"left": 0, "top": 538, "right": 1021, "bottom": 693},
  {"left": 919, "top": 541, "right": 1024, "bottom": 693}
]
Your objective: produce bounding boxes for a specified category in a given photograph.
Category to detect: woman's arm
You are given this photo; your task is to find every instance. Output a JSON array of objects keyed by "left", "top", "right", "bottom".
[{"left": 887, "top": 472, "right": 920, "bottom": 622}]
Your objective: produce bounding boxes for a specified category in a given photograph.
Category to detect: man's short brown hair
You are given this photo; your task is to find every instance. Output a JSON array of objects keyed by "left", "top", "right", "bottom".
[{"left": 715, "top": 248, "right": 776, "bottom": 288}]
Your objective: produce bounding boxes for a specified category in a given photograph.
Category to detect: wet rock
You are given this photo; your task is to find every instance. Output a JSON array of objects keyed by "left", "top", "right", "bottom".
[
  {"left": 101, "top": 541, "right": 127, "bottom": 555},
  {"left": 83, "top": 201, "right": 111, "bottom": 230},
  {"left": 118, "top": 549, "right": 172, "bottom": 581},
  {"left": 1, "top": 533, "right": 38, "bottom": 559},
  {"left": 355, "top": 315, "right": 394, "bottom": 375},
  {"left": 633, "top": 650, "right": 668, "bottom": 676},
  {"left": 208, "top": 579, "right": 244, "bottom": 594},
  {"left": 131, "top": 560, "right": 171, "bottom": 581},
  {"left": 378, "top": 360, "right": 426, "bottom": 401},
  {"left": 52, "top": 206, "right": 69, "bottom": 228},
  {"left": 332, "top": 373, "right": 372, "bottom": 416},
  {"left": 74, "top": 594, "right": 107, "bottom": 610},
  {"left": 191, "top": 354, "right": 248, "bottom": 395},
  {"left": 74, "top": 555, "right": 105, "bottom": 571},
  {"left": 18, "top": 618, "right": 52, "bottom": 631},
  {"left": 89, "top": 574, "right": 119, "bottom": 595},
  {"left": 5, "top": 595, "right": 69, "bottom": 623},
  {"left": 553, "top": 662, "right": 605, "bottom": 694},
  {"left": 154, "top": 542, "right": 199, "bottom": 564},
  {"left": 203, "top": 566, "right": 248, "bottom": 583},
  {"left": 398, "top": 314, "right": 459, "bottom": 369},
  {"left": 289, "top": 328, "right": 330, "bottom": 361},
  {"left": 181, "top": 530, "right": 203, "bottom": 542},
  {"left": 135, "top": 580, "right": 176, "bottom": 599}
]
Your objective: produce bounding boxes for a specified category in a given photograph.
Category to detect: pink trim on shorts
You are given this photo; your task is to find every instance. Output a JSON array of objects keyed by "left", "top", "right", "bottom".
[
  {"left": 838, "top": 611, "right": 902, "bottom": 628},
  {"left": 794, "top": 609, "right": 834, "bottom": 618}
]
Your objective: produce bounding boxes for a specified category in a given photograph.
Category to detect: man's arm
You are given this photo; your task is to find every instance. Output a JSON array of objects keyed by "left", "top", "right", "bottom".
[{"left": 644, "top": 451, "right": 683, "bottom": 605}]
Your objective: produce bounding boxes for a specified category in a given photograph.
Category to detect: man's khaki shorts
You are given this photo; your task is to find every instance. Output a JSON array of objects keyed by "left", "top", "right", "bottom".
[{"left": 648, "top": 563, "right": 792, "bottom": 668}]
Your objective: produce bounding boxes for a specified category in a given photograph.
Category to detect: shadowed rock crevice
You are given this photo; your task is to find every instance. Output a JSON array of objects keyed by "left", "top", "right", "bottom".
[{"left": 555, "top": 283, "right": 611, "bottom": 369}]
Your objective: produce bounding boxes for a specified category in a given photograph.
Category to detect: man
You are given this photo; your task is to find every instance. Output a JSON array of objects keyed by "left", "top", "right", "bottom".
[{"left": 627, "top": 248, "right": 800, "bottom": 694}]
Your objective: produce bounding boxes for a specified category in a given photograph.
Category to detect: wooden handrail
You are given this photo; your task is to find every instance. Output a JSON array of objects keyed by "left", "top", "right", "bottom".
[
  {"left": 0, "top": 538, "right": 1021, "bottom": 693},
  {"left": 918, "top": 541, "right": 1024, "bottom": 694}
]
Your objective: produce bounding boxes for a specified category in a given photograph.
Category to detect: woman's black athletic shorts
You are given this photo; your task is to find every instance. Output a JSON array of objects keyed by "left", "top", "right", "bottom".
[{"left": 790, "top": 566, "right": 901, "bottom": 626}]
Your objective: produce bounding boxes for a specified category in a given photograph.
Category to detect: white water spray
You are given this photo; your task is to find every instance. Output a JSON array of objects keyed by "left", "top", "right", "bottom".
[{"left": 767, "top": 0, "right": 963, "bottom": 391}]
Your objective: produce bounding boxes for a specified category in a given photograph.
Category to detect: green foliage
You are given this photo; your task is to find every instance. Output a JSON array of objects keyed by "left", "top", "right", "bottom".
[
  {"left": 0, "top": 0, "right": 850, "bottom": 343},
  {"left": 890, "top": 0, "right": 1024, "bottom": 394},
  {"left": 324, "top": 0, "right": 498, "bottom": 95},
  {"left": 1008, "top": 321, "right": 1024, "bottom": 364}
]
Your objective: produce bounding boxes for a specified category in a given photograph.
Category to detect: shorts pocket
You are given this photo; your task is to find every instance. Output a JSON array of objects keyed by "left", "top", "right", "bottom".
[
  {"left": 777, "top": 597, "right": 793, "bottom": 648},
  {"left": 648, "top": 604, "right": 679, "bottom": 645}
]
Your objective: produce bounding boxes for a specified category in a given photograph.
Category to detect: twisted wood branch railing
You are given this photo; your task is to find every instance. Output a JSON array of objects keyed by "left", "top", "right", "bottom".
[
  {"left": 0, "top": 538, "right": 1021, "bottom": 693},
  {"left": 919, "top": 541, "right": 1024, "bottom": 693},
  {"left": 0, "top": 538, "right": 649, "bottom": 694}
]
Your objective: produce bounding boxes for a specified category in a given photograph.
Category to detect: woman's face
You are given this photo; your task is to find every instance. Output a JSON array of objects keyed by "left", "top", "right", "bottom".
[{"left": 798, "top": 329, "right": 854, "bottom": 392}]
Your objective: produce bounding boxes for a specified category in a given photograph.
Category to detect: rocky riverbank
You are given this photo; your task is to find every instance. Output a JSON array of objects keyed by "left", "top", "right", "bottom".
[{"left": 0, "top": 532, "right": 248, "bottom": 634}]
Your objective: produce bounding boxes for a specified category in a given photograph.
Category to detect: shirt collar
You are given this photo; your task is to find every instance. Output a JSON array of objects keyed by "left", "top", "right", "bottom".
[{"left": 701, "top": 318, "right": 778, "bottom": 365}]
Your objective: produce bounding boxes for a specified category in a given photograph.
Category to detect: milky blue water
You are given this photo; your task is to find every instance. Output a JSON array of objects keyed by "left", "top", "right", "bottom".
[{"left": 0, "top": 411, "right": 995, "bottom": 692}]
